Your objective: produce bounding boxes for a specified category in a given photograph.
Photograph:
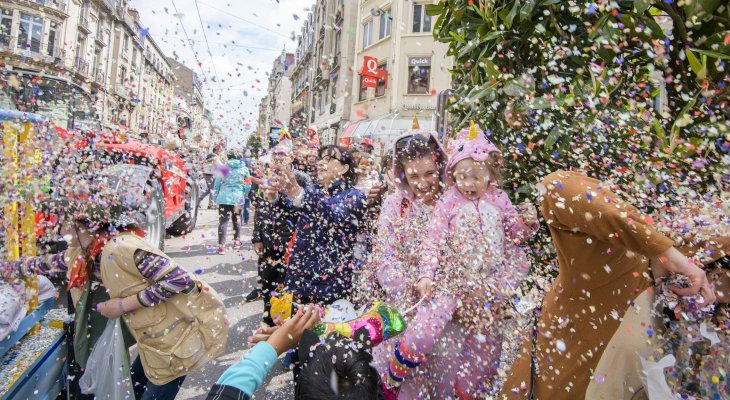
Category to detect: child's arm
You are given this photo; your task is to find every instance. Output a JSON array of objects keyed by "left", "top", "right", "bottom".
[
  {"left": 208, "top": 307, "right": 320, "bottom": 399},
  {"left": 419, "top": 200, "right": 452, "bottom": 289},
  {"left": 492, "top": 189, "right": 539, "bottom": 244}
]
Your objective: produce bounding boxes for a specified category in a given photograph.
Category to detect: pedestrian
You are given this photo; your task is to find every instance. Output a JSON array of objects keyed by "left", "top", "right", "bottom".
[
  {"left": 382, "top": 124, "right": 538, "bottom": 399},
  {"left": 271, "top": 145, "right": 368, "bottom": 306},
  {"left": 292, "top": 136, "right": 315, "bottom": 179},
  {"left": 213, "top": 150, "right": 252, "bottom": 255},
  {"left": 0, "top": 205, "right": 227, "bottom": 400},
  {"left": 248, "top": 142, "right": 312, "bottom": 323},
  {"left": 201, "top": 146, "right": 225, "bottom": 209},
  {"left": 352, "top": 151, "right": 383, "bottom": 272},
  {"left": 379, "top": 150, "right": 397, "bottom": 195},
  {"left": 357, "top": 128, "right": 449, "bottom": 398},
  {"left": 500, "top": 170, "right": 717, "bottom": 400}
]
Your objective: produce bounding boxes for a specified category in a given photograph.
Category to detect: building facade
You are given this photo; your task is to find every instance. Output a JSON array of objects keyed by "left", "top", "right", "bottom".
[
  {"left": 0, "top": 0, "right": 199, "bottom": 148},
  {"left": 260, "top": 51, "right": 294, "bottom": 149},
  {"left": 346, "top": 0, "right": 454, "bottom": 155},
  {"left": 285, "top": 0, "right": 356, "bottom": 146}
]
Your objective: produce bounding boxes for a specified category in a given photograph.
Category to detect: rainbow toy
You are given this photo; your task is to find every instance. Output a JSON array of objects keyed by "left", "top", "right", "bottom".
[{"left": 315, "top": 301, "right": 407, "bottom": 347}]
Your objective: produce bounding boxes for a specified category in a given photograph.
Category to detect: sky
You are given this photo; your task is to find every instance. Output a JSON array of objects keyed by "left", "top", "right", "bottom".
[{"left": 131, "top": 0, "right": 312, "bottom": 147}]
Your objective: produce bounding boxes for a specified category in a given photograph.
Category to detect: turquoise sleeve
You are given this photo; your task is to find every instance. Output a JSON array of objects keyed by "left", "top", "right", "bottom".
[{"left": 215, "top": 342, "right": 278, "bottom": 396}]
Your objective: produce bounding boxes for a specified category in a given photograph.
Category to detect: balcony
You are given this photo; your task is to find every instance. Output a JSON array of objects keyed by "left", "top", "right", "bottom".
[
  {"left": 318, "top": 26, "right": 325, "bottom": 42},
  {"left": 78, "top": 16, "right": 91, "bottom": 34},
  {"left": 331, "top": 55, "right": 339, "bottom": 69},
  {"left": 335, "top": 11, "right": 343, "bottom": 24},
  {"left": 74, "top": 56, "right": 89, "bottom": 76}
]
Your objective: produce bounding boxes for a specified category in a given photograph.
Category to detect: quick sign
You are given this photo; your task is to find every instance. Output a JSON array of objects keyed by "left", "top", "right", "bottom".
[
  {"left": 362, "top": 76, "right": 378, "bottom": 88},
  {"left": 409, "top": 57, "right": 431, "bottom": 66}
]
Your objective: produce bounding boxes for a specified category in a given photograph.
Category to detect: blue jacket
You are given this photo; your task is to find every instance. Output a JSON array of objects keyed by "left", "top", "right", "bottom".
[
  {"left": 214, "top": 159, "right": 251, "bottom": 205},
  {"left": 283, "top": 180, "right": 367, "bottom": 304}
]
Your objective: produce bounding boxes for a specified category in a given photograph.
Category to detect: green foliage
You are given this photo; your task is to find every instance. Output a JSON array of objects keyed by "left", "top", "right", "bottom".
[
  {"left": 430, "top": 0, "right": 729, "bottom": 272},
  {"left": 246, "top": 133, "right": 262, "bottom": 156}
]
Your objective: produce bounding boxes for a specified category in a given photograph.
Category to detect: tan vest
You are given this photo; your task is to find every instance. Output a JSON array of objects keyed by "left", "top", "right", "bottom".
[{"left": 97, "top": 233, "right": 228, "bottom": 385}]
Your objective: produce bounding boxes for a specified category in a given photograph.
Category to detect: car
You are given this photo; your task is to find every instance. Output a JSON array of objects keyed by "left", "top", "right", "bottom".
[{"left": 0, "top": 69, "right": 199, "bottom": 250}]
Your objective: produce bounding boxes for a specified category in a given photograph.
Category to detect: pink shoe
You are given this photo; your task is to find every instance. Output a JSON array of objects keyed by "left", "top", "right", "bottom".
[
  {"left": 218, "top": 246, "right": 226, "bottom": 255},
  {"left": 233, "top": 240, "right": 242, "bottom": 250}
]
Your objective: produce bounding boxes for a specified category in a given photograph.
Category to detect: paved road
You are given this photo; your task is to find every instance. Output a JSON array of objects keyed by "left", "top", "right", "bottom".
[{"left": 166, "top": 207, "right": 294, "bottom": 399}]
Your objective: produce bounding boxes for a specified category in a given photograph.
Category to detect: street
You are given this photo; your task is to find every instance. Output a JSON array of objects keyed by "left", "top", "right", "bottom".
[{"left": 164, "top": 207, "right": 293, "bottom": 399}]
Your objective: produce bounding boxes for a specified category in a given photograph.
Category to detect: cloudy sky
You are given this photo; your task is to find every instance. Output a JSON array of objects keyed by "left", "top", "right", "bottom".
[{"left": 131, "top": 0, "right": 312, "bottom": 147}]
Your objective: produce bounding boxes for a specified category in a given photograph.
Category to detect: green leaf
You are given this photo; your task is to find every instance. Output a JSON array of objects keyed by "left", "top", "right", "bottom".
[
  {"left": 482, "top": 30, "right": 505, "bottom": 42},
  {"left": 544, "top": 127, "right": 562, "bottom": 149},
  {"left": 685, "top": 49, "right": 707, "bottom": 80},
  {"left": 690, "top": 48, "right": 730, "bottom": 60},
  {"left": 425, "top": 4, "right": 445, "bottom": 17},
  {"left": 634, "top": 0, "right": 650, "bottom": 14},
  {"left": 682, "top": 0, "right": 721, "bottom": 22},
  {"left": 450, "top": 30, "right": 466, "bottom": 43},
  {"left": 503, "top": 0, "right": 521, "bottom": 29},
  {"left": 520, "top": 1, "right": 535, "bottom": 21},
  {"left": 539, "top": 0, "right": 561, "bottom": 6}
]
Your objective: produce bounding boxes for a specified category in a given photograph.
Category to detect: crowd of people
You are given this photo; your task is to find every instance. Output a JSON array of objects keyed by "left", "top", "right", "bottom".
[{"left": 0, "top": 120, "right": 727, "bottom": 400}]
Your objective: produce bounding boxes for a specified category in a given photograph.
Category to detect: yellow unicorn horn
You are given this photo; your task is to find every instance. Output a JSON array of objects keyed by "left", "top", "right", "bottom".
[
  {"left": 412, "top": 115, "right": 420, "bottom": 130},
  {"left": 468, "top": 120, "right": 479, "bottom": 140}
]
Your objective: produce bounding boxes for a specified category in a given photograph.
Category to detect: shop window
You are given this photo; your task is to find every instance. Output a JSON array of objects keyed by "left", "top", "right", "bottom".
[
  {"left": 407, "top": 57, "right": 431, "bottom": 94},
  {"left": 358, "top": 75, "right": 367, "bottom": 101},
  {"left": 375, "top": 63, "right": 388, "bottom": 97}
]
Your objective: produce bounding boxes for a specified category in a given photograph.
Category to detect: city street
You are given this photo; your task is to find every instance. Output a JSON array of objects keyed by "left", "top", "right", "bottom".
[{"left": 164, "top": 207, "right": 293, "bottom": 399}]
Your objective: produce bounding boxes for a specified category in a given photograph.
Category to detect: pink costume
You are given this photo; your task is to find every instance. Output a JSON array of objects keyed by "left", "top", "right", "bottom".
[{"left": 386, "top": 125, "right": 537, "bottom": 399}]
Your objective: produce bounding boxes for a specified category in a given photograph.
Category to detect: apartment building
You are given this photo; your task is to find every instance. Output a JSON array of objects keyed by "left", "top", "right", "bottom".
[
  {"left": 261, "top": 51, "right": 294, "bottom": 148},
  {"left": 257, "top": 95, "right": 271, "bottom": 149},
  {"left": 345, "top": 0, "right": 454, "bottom": 155},
  {"left": 287, "top": 0, "right": 356, "bottom": 146},
  {"left": 0, "top": 0, "right": 205, "bottom": 147},
  {"left": 167, "top": 57, "right": 209, "bottom": 148}
]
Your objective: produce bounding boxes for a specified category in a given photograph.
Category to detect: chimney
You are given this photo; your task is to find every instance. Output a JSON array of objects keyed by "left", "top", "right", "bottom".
[{"left": 127, "top": 8, "right": 140, "bottom": 21}]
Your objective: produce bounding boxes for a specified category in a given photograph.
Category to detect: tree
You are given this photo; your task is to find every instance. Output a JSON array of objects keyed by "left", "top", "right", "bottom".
[
  {"left": 429, "top": 0, "right": 728, "bottom": 272},
  {"left": 246, "top": 133, "right": 262, "bottom": 157}
]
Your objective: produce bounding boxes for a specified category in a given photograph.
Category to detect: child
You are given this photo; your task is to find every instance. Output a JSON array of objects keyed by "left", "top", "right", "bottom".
[{"left": 384, "top": 123, "right": 537, "bottom": 399}]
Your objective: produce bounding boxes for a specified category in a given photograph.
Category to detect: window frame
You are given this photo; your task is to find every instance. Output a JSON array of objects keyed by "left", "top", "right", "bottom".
[
  {"left": 375, "top": 63, "right": 388, "bottom": 98},
  {"left": 412, "top": 3, "right": 432, "bottom": 34},
  {"left": 358, "top": 75, "right": 368, "bottom": 102},
  {"left": 378, "top": 9, "right": 392, "bottom": 40},
  {"left": 362, "top": 19, "right": 373, "bottom": 49},
  {"left": 18, "top": 13, "right": 44, "bottom": 53},
  {"left": 1, "top": 9, "right": 14, "bottom": 47}
]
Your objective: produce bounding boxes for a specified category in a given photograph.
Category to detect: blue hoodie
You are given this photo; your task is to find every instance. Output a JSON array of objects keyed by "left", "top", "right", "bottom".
[{"left": 213, "top": 159, "right": 251, "bottom": 206}]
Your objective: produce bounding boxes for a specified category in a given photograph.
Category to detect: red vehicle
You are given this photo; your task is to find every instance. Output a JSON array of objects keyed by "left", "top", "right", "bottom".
[{"left": 1, "top": 69, "right": 198, "bottom": 249}]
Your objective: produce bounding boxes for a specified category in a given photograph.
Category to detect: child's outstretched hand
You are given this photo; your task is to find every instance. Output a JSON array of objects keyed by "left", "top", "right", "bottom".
[
  {"left": 517, "top": 202, "right": 539, "bottom": 227},
  {"left": 266, "top": 306, "right": 321, "bottom": 355}
]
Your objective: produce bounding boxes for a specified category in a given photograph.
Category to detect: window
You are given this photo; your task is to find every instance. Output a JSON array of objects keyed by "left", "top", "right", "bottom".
[
  {"left": 407, "top": 57, "right": 431, "bottom": 94},
  {"left": 123, "top": 34, "right": 129, "bottom": 56},
  {"left": 120, "top": 66, "right": 127, "bottom": 84},
  {"left": 331, "top": 73, "right": 338, "bottom": 104},
  {"left": 358, "top": 75, "right": 367, "bottom": 102},
  {"left": 132, "top": 48, "right": 137, "bottom": 67},
  {"left": 375, "top": 63, "right": 388, "bottom": 97},
  {"left": 1, "top": 9, "right": 13, "bottom": 47},
  {"left": 18, "top": 13, "right": 44, "bottom": 53},
  {"left": 47, "top": 21, "right": 58, "bottom": 56},
  {"left": 379, "top": 9, "right": 392, "bottom": 40},
  {"left": 362, "top": 20, "right": 373, "bottom": 49},
  {"left": 412, "top": 4, "right": 432, "bottom": 33},
  {"left": 334, "top": 30, "right": 341, "bottom": 56}
]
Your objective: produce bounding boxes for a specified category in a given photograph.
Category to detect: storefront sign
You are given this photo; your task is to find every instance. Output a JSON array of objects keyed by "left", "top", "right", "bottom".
[
  {"left": 361, "top": 56, "right": 386, "bottom": 79},
  {"left": 409, "top": 57, "right": 431, "bottom": 66},
  {"left": 402, "top": 103, "right": 436, "bottom": 110},
  {"left": 362, "top": 76, "right": 378, "bottom": 88}
]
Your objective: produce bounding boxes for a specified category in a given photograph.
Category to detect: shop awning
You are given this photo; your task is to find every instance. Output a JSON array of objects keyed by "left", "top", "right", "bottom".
[{"left": 339, "top": 120, "right": 361, "bottom": 139}]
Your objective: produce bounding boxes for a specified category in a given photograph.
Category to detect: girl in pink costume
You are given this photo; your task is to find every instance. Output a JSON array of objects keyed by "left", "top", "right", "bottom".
[
  {"left": 384, "top": 123, "right": 538, "bottom": 399},
  {"left": 357, "top": 129, "right": 450, "bottom": 398}
]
